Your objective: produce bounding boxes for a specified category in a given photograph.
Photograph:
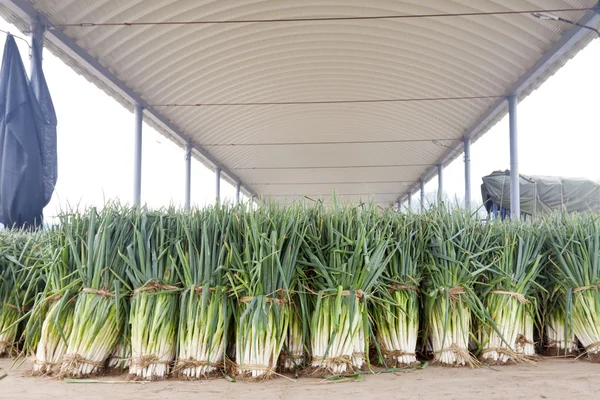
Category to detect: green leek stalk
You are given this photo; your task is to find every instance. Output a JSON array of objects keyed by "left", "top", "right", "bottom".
[
  {"left": 60, "top": 207, "right": 133, "bottom": 377},
  {"left": 122, "top": 211, "right": 180, "bottom": 379},
  {"left": 0, "top": 231, "right": 45, "bottom": 357},
  {"left": 374, "top": 212, "right": 425, "bottom": 366},
  {"left": 34, "top": 299, "right": 75, "bottom": 374},
  {"left": 107, "top": 305, "right": 131, "bottom": 370},
  {"left": 479, "top": 221, "right": 544, "bottom": 364},
  {"left": 309, "top": 287, "right": 363, "bottom": 374},
  {"left": 228, "top": 204, "right": 305, "bottom": 379},
  {"left": 547, "top": 214, "right": 600, "bottom": 361},
  {"left": 301, "top": 202, "right": 391, "bottom": 374},
  {"left": 423, "top": 208, "right": 493, "bottom": 367},
  {"left": 30, "top": 219, "right": 82, "bottom": 374},
  {"left": 281, "top": 297, "right": 305, "bottom": 371},
  {"left": 0, "top": 305, "right": 19, "bottom": 356},
  {"left": 544, "top": 287, "right": 578, "bottom": 355},
  {"left": 176, "top": 206, "right": 231, "bottom": 379}
]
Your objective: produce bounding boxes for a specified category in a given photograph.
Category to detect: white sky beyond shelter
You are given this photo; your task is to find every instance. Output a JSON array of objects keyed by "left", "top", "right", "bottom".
[{"left": 1, "top": 1, "right": 599, "bottom": 214}]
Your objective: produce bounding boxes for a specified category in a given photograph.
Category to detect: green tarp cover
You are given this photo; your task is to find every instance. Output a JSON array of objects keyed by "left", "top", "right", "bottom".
[{"left": 481, "top": 170, "right": 600, "bottom": 216}]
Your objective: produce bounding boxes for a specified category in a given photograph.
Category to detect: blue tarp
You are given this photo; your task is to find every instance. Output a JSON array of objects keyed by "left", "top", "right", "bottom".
[{"left": 0, "top": 35, "right": 57, "bottom": 228}]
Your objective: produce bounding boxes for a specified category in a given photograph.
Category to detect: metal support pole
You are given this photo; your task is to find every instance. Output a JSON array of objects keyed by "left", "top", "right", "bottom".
[
  {"left": 30, "top": 17, "right": 45, "bottom": 78},
  {"left": 407, "top": 192, "right": 412, "bottom": 211},
  {"left": 420, "top": 180, "right": 425, "bottom": 212},
  {"left": 437, "top": 164, "right": 443, "bottom": 205},
  {"left": 133, "top": 104, "right": 143, "bottom": 206},
  {"left": 508, "top": 95, "right": 520, "bottom": 218},
  {"left": 184, "top": 143, "right": 191, "bottom": 211},
  {"left": 464, "top": 138, "right": 471, "bottom": 210},
  {"left": 215, "top": 168, "right": 221, "bottom": 203},
  {"left": 235, "top": 182, "right": 241, "bottom": 204}
]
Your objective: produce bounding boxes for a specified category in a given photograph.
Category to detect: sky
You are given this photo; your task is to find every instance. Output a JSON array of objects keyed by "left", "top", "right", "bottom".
[{"left": 0, "top": 17, "right": 599, "bottom": 217}]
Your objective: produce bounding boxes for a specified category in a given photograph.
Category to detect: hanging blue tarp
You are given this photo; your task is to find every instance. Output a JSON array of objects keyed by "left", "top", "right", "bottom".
[
  {"left": 0, "top": 34, "right": 57, "bottom": 228},
  {"left": 30, "top": 31, "right": 57, "bottom": 214}
]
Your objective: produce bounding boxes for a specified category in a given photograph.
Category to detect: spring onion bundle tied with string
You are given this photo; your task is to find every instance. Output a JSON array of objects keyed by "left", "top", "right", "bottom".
[
  {"left": 280, "top": 289, "right": 308, "bottom": 372},
  {"left": 0, "top": 231, "right": 45, "bottom": 357},
  {"left": 479, "top": 221, "right": 544, "bottom": 364},
  {"left": 122, "top": 211, "right": 181, "bottom": 380},
  {"left": 175, "top": 205, "right": 232, "bottom": 379},
  {"left": 544, "top": 285, "right": 579, "bottom": 356},
  {"left": 423, "top": 209, "right": 493, "bottom": 367},
  {"left": 228, "top": 204, "right": 305, "bottom": 379},
  {"left": 373, "top": 212, "right": 425, "bottom": 367},
  {"left": 301, "top": 202, "right": 392, "bottom": 375},
  {"left": 60, "top": 207, "right": 133, "bottom": 377},
  {"left": 29, "top": 220, "right": 82, "bottom": 374},
  {"left": 547, "top": 214, "right": 600, "bottom": 361}
]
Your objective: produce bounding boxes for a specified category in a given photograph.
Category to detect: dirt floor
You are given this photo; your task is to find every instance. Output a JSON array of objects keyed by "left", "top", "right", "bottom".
[{"left": 1, "top": 357, "right": 599, "bottom": 400}]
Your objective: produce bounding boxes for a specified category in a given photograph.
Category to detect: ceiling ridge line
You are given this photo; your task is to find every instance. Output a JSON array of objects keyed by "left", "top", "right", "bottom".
[{"left": 56, "top": 7, "right": 593, "bottom": 27}]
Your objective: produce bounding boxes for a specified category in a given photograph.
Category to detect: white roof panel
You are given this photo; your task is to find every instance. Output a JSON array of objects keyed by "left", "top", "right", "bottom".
[{"left": 1, "top": 0, "right": 599, "bottom": 205}]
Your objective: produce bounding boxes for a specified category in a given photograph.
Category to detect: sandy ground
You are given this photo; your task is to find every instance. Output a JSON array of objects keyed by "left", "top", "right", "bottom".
[{"left": 1, "top": 357, "right": 599, "bottom": 400}]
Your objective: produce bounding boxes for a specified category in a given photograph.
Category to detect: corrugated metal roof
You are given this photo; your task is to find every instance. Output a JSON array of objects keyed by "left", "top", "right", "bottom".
[{"left": 1, "top": 1, "right": 599, "bottom": 205}]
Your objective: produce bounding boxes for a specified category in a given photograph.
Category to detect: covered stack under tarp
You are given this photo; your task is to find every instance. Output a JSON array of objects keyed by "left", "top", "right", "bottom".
[{"left": 481, "top": 170, "right": 600, "bottom": 216}]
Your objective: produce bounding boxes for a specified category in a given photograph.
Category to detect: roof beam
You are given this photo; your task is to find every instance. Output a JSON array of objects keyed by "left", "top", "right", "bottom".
[
  {"left": 2, "top": 0, "right": 257, "bottom": 200},
  {"left": 403, "top": 3, "right": 600, "bottom": 202}
]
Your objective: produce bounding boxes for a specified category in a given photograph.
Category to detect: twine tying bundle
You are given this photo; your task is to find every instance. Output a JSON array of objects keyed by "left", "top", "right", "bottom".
[
  {"left": 193, "top": 285, "right": 216, "bottom": 295},
  {"left": 174, "top": 358, "right": 221, "bottom": 372},
  {"left": 131, "top": 355, "right": 171, "bottom": 369},
  {"left": 312, "top": 354, "right": 352, "bottom": 366},
  {"left": 61, "top": 354, "right": 106, "bottom": 368},
  {"left": 46, "top": 294, "right": 63, "bottom": 304},
  {"left": 440, "top": 286, "right": 466, "bottom": 301},
  {"left": 132, "top": 280, "right": 179, "bottom": 296},
  {"left": 381, "top": 349, "right": 417, "bottom": 358},
  {"left": 82, "top": 288, "right": 115, "bottom": 298},
  {"left": 572, "top": 284, "right": 600, "bottom": 294},
  {"left": 239, "top": 289, "right": 291, "bottom": 304},
  {"left": 46, "top": 294, "right": 77, "bottom": 304},
  {"left": 239, "top": 296, "right": 288, "bottom": 304},
  {"left": 490, "top": 290, "right": 530, "bottom": 304},
  {"left": 320, "top": 289, "right": 365, "bottom": 301},
  {"left": 480, "top": 347, "right": 517, "bottom": 356},
  {"left": 480, "top": 346, "right": 535, "bottom": 364},
  {"left": 584, "top": 341, "right": 600, "bottom": 353},
  {"left": 236, "top": 363, "right": 277, "bottom": 379},
  {"left": 433, "top": 343, "right": 481, "bottom": 368},
  {"left": 573, "top": 341, "right": 600, "bottom": 360},
  {"left": 516, "top": 334, "right": 534, "bottom": 346}
]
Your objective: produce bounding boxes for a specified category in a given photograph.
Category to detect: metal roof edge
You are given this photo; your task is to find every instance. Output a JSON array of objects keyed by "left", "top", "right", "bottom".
[{"left": 402, "top": 3, "right": 600, "bottom": 203}]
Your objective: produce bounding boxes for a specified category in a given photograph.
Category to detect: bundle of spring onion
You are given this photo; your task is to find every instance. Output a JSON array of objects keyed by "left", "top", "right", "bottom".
[
  {"left": 423, "top": 208, "right": 493, "bottom": 367},
  {"left": 29, "top": 220, "right": 82, "bottom": 374},
  {"left": 373, "top": 212, "right": 425, "bottom": 367},
  {"left": 60, "top": 207, "right": 133, "bottom": 377},
  {"left": 175, "top": 205, "right": 232, "bottom": 378},
  {"left": 122, "top": 211, "right": 181, "bottom": 379},
  {"left": 280, "top": 288, "right": 309, "bottom": 372},
  {"left": 546, "top": 214, "right": 600, "bottom": 362},
  {"left": 0, "top": 231, "right": 45, "bottom": 357},
  {"left": 300, "top": 202, "right": 392, "bottom": 374},
  {"left": 543, "top": 285, "right": 579, "bottom": 356},
  {"left": 479, "top": 221, "right": 545, "bottom": 364},
  {"left": 228, "top": 205, "right": 305, "bottom": 379}
]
